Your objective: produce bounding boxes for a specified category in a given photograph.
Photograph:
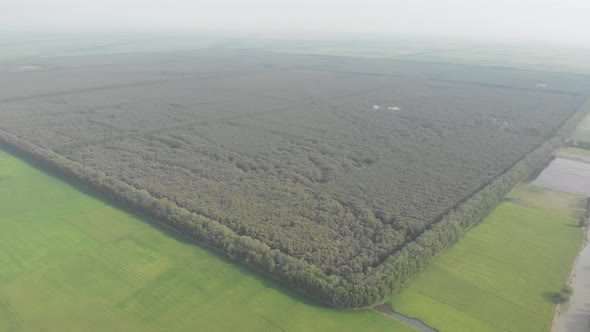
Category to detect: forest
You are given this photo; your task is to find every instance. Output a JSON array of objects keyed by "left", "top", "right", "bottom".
[{"left": 1, "top": 48, "right": 589, "bottom": 307}]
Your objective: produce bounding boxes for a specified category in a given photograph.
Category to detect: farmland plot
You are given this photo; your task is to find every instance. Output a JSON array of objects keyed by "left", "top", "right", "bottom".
[{"left": 388, "top": 202, "right": 582, "bottom": 332}]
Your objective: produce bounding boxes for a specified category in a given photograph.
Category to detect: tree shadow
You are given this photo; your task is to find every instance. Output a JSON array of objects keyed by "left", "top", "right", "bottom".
[{"left": 543, "top": 291, "right": 558, "bottom": 304}]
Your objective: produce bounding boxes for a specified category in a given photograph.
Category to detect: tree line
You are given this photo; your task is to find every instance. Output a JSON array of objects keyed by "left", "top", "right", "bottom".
[{"left": 0, "top": 126, "right": 567, "bottom": 308}]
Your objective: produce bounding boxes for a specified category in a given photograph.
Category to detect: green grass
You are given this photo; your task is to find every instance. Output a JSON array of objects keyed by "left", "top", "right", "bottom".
[
  {"left": 388, "top": 202, "right": 582, "bottom": 332},
  {"left": 0, "top": 149, "right": 415, "bottom": 332},
  {"left": 562, "top": 147, "right": 590, "bottom": 158},
  {"left": 507, "top": 183, "right": 586, "bottom": 219}
]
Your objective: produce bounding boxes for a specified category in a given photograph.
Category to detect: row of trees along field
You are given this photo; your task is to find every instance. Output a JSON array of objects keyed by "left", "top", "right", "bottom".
[
  {"left": 0, "top": 127, "right": 564, "bottom": 307},
  {"left": 3, "top": 61, "right": 586, "bottom": 283}
]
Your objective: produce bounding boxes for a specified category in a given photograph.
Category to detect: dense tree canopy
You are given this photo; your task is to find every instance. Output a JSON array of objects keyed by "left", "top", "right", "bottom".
[{"left": 1, "top": 49, "right": 588, "bottom": 307}]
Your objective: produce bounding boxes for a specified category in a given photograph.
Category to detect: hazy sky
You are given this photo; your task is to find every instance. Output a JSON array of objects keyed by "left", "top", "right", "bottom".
[{"left": 2, "top": 0, "right": 589, "bottom": 44}]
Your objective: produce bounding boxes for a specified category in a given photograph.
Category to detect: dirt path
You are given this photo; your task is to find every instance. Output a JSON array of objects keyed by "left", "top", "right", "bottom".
[
  {"left": 373, "top": 304, "right": 438, "bottom": 332},
  {"left": 553, "top": 227, "right": 590, "bottom": 332}
]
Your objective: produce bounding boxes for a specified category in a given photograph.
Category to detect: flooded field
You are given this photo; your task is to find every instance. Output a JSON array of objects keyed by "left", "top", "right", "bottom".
[{"left": 532, "top": 157, "right": 590, "bottom": 196}]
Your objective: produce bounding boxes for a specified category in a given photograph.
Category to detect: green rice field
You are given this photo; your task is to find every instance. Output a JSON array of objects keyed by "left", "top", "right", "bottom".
[
  {"left": 563, "top": 147, "right": 590, "bottom": 158},
  {"left": 0, "top": 149, "right": 415, "bottom": 332},
  {"left": 388, "top": 202, "right": 583, "bottom": 332}
]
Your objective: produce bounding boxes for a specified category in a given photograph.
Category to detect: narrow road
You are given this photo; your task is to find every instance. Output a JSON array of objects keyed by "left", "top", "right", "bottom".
[{"left": 555, "top": 227, "right": 590, "bottom": 332}]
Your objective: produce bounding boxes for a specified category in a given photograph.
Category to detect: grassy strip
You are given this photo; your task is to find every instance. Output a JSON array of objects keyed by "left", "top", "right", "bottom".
[{"left": 563, "top": 146, "right": 590, "bottom": 157}]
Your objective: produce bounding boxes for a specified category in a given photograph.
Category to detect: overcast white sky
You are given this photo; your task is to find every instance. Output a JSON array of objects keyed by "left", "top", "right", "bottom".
[{"left": 1, "top": 0, "right": 589, "bottom": 44}]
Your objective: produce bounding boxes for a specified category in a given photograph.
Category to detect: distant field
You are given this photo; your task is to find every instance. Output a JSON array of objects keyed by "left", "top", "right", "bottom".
[
  {"left": 392, "top": 46, "right": 590, "bottom": 75},
  {"left": 562, "top": 147, "right": 590, "bottom": 157},
  {"left": 388, "top": 202, "right": 582, "bottom": 332},
  {"left": 0, "top": 149, "right": 415, "bottom": 332}
]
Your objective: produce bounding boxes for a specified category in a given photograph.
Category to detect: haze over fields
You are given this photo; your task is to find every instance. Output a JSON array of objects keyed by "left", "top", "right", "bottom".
[
  {"left": 1, "top": 1, "right": 590, "bottom": 331},
  {"left": 2, "top": 0, "right": 590, "bottom": 45}
]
